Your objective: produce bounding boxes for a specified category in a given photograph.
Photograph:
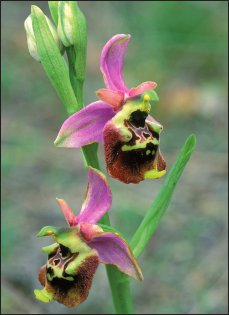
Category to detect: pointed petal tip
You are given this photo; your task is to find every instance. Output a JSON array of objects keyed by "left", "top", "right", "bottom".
[
  {"left": 138, "top": 271, "right": 144, "bottom": 282},
  {"left": 121, "top": 33, "right": 131, "bottom": 40},
  {"left": 53, "top": 134, "right": 66, "bottom": 147},
  {"left": 88, "top": 166, "right": 109, "bottom": 184},
  {"left": 128, "top": 262, "right": 143, "bottom": 281},
  {"left": 122, "top": 33, "right": 131, "bottom": 41},
  {"left": 53, "top": 137, "right": 59, "bottom": 146},
  {"left": 129, "top": 81, "right": 158, "bottom": 97},
  {"left": 56, "top": 197, "right": 76, "bottom": 226},
  {"left": 37, "top": 226, "right": 58, "bottom": 237},
  {"left": 110, "top": 33, "right": 131, "bottom": 41},
  {"left": 54, "top": 101, "right": 115, "bottom": 148}
]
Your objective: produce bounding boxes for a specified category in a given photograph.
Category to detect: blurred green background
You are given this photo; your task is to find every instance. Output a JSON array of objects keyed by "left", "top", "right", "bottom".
[{"left": 1, "top": 1, "right": 228, "bottom": 314}]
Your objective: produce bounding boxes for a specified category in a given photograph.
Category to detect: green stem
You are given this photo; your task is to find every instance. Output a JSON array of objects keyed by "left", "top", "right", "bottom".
[
  {"left": 66, "top": 47, "right": 84, "bottom": 108},
  {"left": 105, "top": 268, "right": 134, "bottom": 314},
  {"left": 66, "top": 47, "right": 134, "bottom": 314},
  {"left": 81, "top": 143, "right": 100, "bottom": 170},
  {"left": 98, "top": 209, "right": 133, "bottom": 314}
]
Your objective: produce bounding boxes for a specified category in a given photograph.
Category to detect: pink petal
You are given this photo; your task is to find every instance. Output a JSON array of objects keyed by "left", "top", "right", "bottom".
[
  {"left": 129, "top": 81, "right": 157, "bottom": 97},
  {"left": 76, "top": 167, "right": 112, "bottom": 224},
  {"left": 88, "top": 232, "right": 143, "bottom": 281},
  {"left": 54, "top": 101, "right": 115, "bottom": 147},
  {"left": 96, "top": 89, "right": 124, "bottom": 111},
  {"left": 56, "top": 198, "right": 76, "bottom": 226},
  {"left": 79, "top": 223, "right": 103, "bottom": 242},
  {"left": 100, "top": 34, "right": 130, "bottom": 93}
]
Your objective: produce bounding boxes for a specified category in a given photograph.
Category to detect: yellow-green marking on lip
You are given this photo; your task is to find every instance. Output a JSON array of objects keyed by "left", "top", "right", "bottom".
[
  {"left": 121, "top": 138, "right": 159, "bottom": 152},
  {"left": 144, "top": 169, "right": 166, "bottom": 179}
]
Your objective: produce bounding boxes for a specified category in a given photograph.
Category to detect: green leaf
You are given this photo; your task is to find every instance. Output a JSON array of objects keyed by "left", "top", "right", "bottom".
[
  {"left": 48, "top": 1, "right": 59, "bottom": 25},
  {"left": 131, "top": 134, "right": 197, "bottom": 258},
  {"left": 31, "top": 5, "right": 79, "bottom": 115}
]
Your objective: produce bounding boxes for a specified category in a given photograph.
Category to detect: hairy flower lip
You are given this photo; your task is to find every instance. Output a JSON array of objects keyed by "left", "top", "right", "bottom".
[
  {"left": 35, "top": 167, "right": 143, "bottom": 306},
  {"left": 36, "top": 249, "right": 100, "bottom": 307}
]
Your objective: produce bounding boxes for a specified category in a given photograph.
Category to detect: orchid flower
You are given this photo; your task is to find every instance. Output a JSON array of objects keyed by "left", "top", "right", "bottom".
[
  {"left": 34, "top": 167, "right": 143, "bottom": 307},
  {"left": 54, "top": 34, "right": 166, "bottom": 184}
]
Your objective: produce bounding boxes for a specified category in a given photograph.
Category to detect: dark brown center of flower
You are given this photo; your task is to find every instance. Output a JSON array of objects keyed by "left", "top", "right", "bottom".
[
  {"left": 129, "top": 110, "right": 148, "bottom": 128},
  {"left": 59, "top": 244, "right": 71, "bottom": 258},
  {"left": 121, "top": 141, "right": 158, "bottom": 172},
  {"left": 38, "top": 245, "right": 100, "bottom": 307},
  {"left": 124, "top": 115, "right": 158, "bottom": 148},
  {"left": 47, "top": 244, "right": 78, "bottom": 280}
]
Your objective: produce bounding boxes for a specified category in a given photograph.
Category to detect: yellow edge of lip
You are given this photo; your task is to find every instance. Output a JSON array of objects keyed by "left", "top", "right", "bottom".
[
  {"left": 34, "top": 289, "right": 53, "bottom": 303},
  {"left": 144, "top": 169, "right": 166, "bottom": 179}
]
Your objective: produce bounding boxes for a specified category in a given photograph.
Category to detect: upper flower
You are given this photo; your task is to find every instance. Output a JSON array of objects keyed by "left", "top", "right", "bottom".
[
  {"left": 35, "top": 167, "right": 143, "bottom": 307},
  {"left": 55, "top": 34, "right": 166, "bottom": 184}
]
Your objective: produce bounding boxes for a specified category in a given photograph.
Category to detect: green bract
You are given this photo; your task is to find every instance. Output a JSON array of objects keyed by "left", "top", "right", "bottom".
[
  {"left": 57, "top": 1, "right": 87, "bottom": 51},
  {"left": 48, "top": 1, "right": 59, "bottom": 25},
  {"left": 58, "top": 1, "right": 87, "bottom": 77},
  {"left": 30, "top": 5, "right": 79, "bottom": 115},
  {"left": 24, "top": 13, "right": 63, "bottom": 61}
]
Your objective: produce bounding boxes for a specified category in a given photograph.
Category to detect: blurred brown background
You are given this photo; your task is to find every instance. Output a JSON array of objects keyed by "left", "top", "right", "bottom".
[{"left": 1, "top": 1, "right": 228, "bottom": 314}]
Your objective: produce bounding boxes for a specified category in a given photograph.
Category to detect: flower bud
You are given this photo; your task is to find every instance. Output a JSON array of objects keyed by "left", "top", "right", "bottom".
[
  {"left": 24, "top": 14, "right": 64, "bottom": 61},
  {"left": 57, "top": 1, "right": 87, "bottom": 85},
  {"left": 24, "top": 15, "right": 39, "bottom": 61},
  {"left": 57, "top": 1, "right": 86, "bottom": 48}
]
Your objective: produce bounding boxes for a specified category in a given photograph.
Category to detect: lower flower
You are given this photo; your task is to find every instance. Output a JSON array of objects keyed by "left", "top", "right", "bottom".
[{"left": 34, "top": 168, "right": 143, "bottom": 307}]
